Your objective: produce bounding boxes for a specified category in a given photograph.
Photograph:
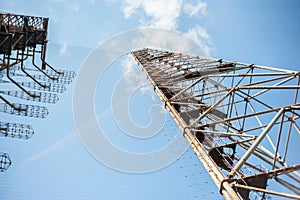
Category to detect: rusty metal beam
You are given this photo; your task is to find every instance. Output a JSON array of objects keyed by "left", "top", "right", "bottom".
[{"left": 131, "top": 48, "right": 300, "bottom": 199}]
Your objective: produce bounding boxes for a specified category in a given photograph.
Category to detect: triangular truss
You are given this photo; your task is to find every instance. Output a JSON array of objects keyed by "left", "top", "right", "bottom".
[{"left": 132, "top": 48, "right": 300, "bottom": 199}]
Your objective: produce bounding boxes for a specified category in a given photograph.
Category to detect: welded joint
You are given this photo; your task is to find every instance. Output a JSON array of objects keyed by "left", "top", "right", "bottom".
[
  {"left": 183, "top": 126, "right": 190, "bottom": 138},
  {"left": 293, "top": 71, "right": 300, "bottom": 77},
  {"left": 219, "top": 178, "right": 233, "bottom": 195}
]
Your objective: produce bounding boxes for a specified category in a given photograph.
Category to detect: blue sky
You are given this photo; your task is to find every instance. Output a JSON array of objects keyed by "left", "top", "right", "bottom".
[
  {"left": 0, "top": 0, "right": 300, "bottom": 199},
  {"left": 1, "top": 0, "right": 299, "bottom": 67}
]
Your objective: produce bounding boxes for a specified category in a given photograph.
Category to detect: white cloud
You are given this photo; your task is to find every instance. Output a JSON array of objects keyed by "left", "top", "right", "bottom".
[
  {"left": 121, "top": 55, "right": 146, "bottom": 86},
  {"left": 121, "top": 55, "right": 157, "bottom": 99},
  {"left": 183, "top": 1, "right": 207, "bottom": 17},
  {"left": 120, "top": 1, "right": 212, "bottom": 72},
  {"left": 60, "top": 41, "right": 68, "bottom": 55},
  {"left": 186, "top": 25, "right": 212, "bottom": 55},
  {"left": 121, "top": 0, "right": 212, "bottom": 53},
  {"left": 122, "top": 54, "right": 136, "bottom": 74},
  {"left": 123, "top": 0, "right": 182, "bottom": 30}
]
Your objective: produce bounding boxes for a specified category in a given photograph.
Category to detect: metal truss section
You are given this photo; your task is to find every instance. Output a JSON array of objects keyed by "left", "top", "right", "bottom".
[
  {"left": 132, "top": 48, "right": 300, "bottom": 200},
  {"left": 0, "top": 12, "right": 48, "bottom": 64},
  {"left": 0, "top": 121, "right": 34, "bottom": 139},
  {"left": 0, "top": 153, "right": 11, "bottom": 172},
  {"left": 9, "top": 66, "right": 77, "bottom": 79},
  {"left": 43, "top": 68, "right": 76, "bottom": 78},
  {"left": 0, "top": 12, "right": 76, "bottom": 172},
  {"left": 7, "top": 71, "right": 72, "bottom": 84},
  {"left": 19, "top": 81, "right": 66, "bottom": 93},
  {"left": 0, "top": 103, "right": 48, "bottom": 118},
  {"left": 0, "top": 12, "right": 47, "bottom": 31},
  {"left": 0, "top": 90, "right": 59, "bottom": 104}
]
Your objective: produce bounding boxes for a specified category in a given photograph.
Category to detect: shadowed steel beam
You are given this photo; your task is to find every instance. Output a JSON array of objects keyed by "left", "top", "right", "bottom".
[
  {"left": 228, "top": 107, "right": 285, "bottom": 178},
  {"left": 189, "top": 88, "right": 235, "bottom": 127},
  {"left": 233, "top": 184, "right": 300, "bottom": 199}
]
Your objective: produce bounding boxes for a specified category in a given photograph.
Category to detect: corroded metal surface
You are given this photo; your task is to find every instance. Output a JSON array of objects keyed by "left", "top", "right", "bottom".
[
  {"left": 0, "top": 12, "right": 76, "bottom": 172},
  {"left": 132, "top": 48, "right": 300, "bottom": 199}
]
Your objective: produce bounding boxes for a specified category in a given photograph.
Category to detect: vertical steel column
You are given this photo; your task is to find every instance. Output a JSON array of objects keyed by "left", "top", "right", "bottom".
[{"left": 41, "top": 18, "right": 48, "bottom": 70}]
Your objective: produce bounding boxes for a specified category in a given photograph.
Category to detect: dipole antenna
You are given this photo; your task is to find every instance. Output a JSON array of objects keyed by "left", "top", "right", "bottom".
[{"left": 0, "top": 12, "right": 76, "bottom": 172}]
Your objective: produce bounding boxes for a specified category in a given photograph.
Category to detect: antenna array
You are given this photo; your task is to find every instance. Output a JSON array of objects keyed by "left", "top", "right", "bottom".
[{"left": 0, "top": 12, "right": 76, "bottom": 172}]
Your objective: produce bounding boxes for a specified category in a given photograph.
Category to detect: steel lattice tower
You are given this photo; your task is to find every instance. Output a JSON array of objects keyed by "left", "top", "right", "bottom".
[{"left": 132, "top": 48, "right": 300, "bottom": 200}]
